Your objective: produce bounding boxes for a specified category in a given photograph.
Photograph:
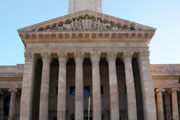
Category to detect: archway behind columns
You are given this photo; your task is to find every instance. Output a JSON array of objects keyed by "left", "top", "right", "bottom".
[
  {"left": 116, "top": 58, "right": 128, "bottom": 120},
  {"left": 49, "top": 59, "right": 59, "bottom": 119},
  {"left": 100, "top": 58, "right": 110, "bottom": 120},
  {"left": 66, "top": 58, "right": 75, "bottom": 120},
  {"left": 132, "top": 57, "right": 144, "bottom": 120},
  {"left": 32, "top": 58, "right": 42, "bottom": 120}
]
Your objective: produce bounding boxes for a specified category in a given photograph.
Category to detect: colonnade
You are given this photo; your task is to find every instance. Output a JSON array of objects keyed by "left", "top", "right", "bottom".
[
  {"left": 20, "top": 50, "right": 157, "bottom": 120},
  {"left": 156, "top": 88, "right": 180, "bottom": 120},
  {"left": 0, "top": 89, "right": 18, "bottom": 120}
]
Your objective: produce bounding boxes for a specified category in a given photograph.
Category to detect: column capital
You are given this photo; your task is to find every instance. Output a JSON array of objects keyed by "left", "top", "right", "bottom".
[
  {"left": 41, "top": 52, "right": 51, "bottom": 62},
  {"left": 171, "top": 87, "right": 180, "bottom": 92},
  {"left": 24, "top": 52, "right": 34, "bottom": 59},
  {"left": 74, "top": 52, "right": 84, "bottom": 63},
  {"left": 90, "top": 51, "right": 101, "bottom": 62},
  {"left": 138, "top": 51, "right": 150, "bottom": 61},
  {"left": 156, "top": 88, "right": 165, "bottom": 93},
  {"left": 107, "top": 51, "right": 117, "bottom": 62},
  {"left": 122, "top": 51, "right": 133, "bottom": 62},
  {"left": 9, "top": 89, "right": 17, "bottom": 93},
  {"left": 58, "top": 51, "right": 68, "bottom": 63}
]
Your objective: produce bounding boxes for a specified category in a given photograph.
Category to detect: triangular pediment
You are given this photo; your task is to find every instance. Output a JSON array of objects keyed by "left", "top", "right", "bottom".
[{"left": 18, "top": 10, "right": 155, "bottom": 32}]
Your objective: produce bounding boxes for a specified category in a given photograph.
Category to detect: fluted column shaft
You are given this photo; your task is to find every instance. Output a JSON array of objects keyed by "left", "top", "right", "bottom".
[
  {"left": 57, "top": 52, "right": 67, "bottom": 120},
  {"left": 8, "top": 89, "right": 17, "bottom": 120},
  {"left": 75, "top": 52, "right": 84, "bottom": 120},
  {"left": 91, "top": 52, "right": 101, "bottom": 120},
  {"left": 39, "top": 53, "right": 51, "bottom": 120},
  {"left": 171, "top": 88, "right": 179, "bottom": 120},
  {"left": 123, "top": 52, "right": 137, "bottom": 120},
  {"left": 20, "top": 52, "right": 36, "bottom": 120},
  {"left": 156, "top": 89, "right": 165, "bottom": 120},
  {"left": 138, "top": 51, "right": 157, "bottom": 120},
  {"left": 107, "top": 52, "right": 119, "bottom": 120}
]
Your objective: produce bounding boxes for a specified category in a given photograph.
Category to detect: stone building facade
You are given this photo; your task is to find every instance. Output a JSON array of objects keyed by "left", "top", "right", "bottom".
[{"left": 0, "top": 0, "right": 180, "bottom": 120}]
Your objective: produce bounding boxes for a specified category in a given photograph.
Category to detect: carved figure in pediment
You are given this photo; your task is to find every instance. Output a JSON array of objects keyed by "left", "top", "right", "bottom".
[
  {"left": 77, "top": 19, "right": 83, "bottom": 30},
  {"left": 93, "top": 19, "right": 98, "bottom": 30},
  {"left": 111, "top": 25, "right": 119, "bottom": 31},
  {"left": 71, "top": 19, "right": 81, "bottom": 30},
  {"left": 62, "top": 23, "right": 72, "bottom": 31},
  {"left": 81, "top": 16, "right": 93, "bottom": 30},
  {"left": 97, "top": 19, "right": 103, "bottom": 30},
  {"left": 102, "top": 23, "right": 111, "bottom": 30},
  {"left": 57, "top": 26, "right": 63, "bottom": 31}
]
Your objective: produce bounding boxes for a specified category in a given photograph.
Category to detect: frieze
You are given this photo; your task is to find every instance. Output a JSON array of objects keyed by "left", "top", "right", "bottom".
[{"left": 31, "top": 16, "right": 140, "bottom": 32}]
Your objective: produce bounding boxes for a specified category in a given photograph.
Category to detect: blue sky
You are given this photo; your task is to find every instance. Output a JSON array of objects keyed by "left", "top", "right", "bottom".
[{"left": 0, "top": 0, "right": 180, "bottom": 65}]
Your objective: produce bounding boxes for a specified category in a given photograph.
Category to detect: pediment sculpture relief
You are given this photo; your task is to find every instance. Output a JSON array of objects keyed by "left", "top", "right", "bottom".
[{"left": 32, "top": 16, "right": 141, "bottom": 32}]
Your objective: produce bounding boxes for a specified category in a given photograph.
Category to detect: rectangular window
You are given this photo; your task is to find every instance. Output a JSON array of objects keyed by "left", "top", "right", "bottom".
[
  {"left": 70, "top": 86, "right": 75, "bottom": 95},
  {"left": 70, "top": 86, "right": 91, "bottom": 95},
  {"left": 84, "top": 86, "right": 90, "bottom": 95}
]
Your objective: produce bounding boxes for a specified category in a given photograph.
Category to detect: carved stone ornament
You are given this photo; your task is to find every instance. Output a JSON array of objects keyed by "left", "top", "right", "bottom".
[
  {"left": 91, "top": 51, "right": 101, "bottom": 62},
  {"left": 31, "top": 16, "right": 140, "bottom": 32},
  {"left": 171, "top": 87, "right": 180, "bottom": 92},
  {"left": 58, "top": 52, "right": 67, "bottom": 63},
  {"left": 74, "top": 52, "right": 84, "bottom": 62},
  {"left": 41, "top": 52, "right": 51, "bottom": 61},
  {"left": 24, "top": 52, "right": 34, "bottom": 59},
  {"left": 122, "top": 51, "right": 133, "bottom": 61},
  {"left": 9, "top": 88, "right": 17, "bottom": 93},
  {"left": 156, "top": 88, "right": 165, "bottom": 93},
  {"left": 139, "top": 51, "right": 150, "bottom": 60},
  {"left": 107, "top": 51, "right": 117, "bottom": 62}
]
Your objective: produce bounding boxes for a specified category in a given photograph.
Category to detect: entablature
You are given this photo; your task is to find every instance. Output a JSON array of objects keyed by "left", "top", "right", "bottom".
[{"left": 19, "top": 31, "right": 154, "bottom": 46}]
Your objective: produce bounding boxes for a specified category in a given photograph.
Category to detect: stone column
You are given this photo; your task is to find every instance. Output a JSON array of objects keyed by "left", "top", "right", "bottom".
[
  {"left": 156, "top": 89, "right": 165, "bottom": 120},
  {"left": 122, "top": 52, "right": 137, "bottom": 120},
  {"left": 138, "top": 51, "right": 157, "bottom": 120},
  {"left": 107, "top": 51, "right": 119, "bottom": 120},
  {"left": 0, "top": 90, "right": 4, "bottom": 120},
  {"left": 75, "top": 52, "right": 84, "bottom": 120},
  {"left": 171, "top": 88, "right": 179, "bottom": 120},
  {"left": 57, "top": 52, "right": 67, "bottom": 120},
  {"left": 8, "top": 89, "right": 17, "bottom": 120},
  {"left": 39, "top": 52, "right": 51, "bottom": 120},
  {"left": 20, "top": 52, "right": 36, "bottom": 120},
  {"left": 91, "top": 51, "right": 101, "bottom": 120}
]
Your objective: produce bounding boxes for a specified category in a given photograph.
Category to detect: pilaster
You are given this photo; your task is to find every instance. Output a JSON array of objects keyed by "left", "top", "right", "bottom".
[
  {"left": 138, "top": 51, "right": 157, "bottom": 120},
  {"left": 20, "top": 52, "right": 36, "bottom": 120}
]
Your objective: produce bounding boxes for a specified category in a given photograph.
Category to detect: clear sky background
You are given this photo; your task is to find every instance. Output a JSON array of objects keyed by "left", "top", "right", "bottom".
[{"left": 0, "top": 0, "right": 180, "bottom": 65}]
